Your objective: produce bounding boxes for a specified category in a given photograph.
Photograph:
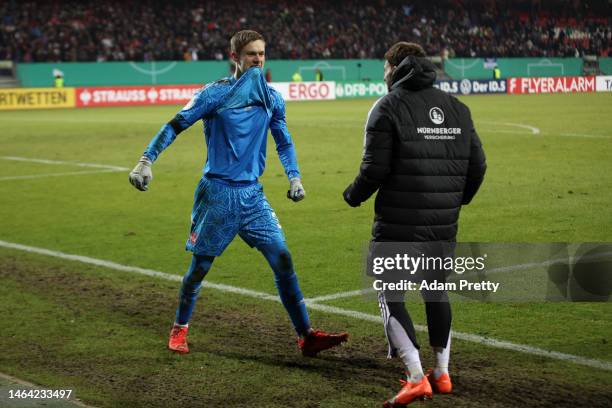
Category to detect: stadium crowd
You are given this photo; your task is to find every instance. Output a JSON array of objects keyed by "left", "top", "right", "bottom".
[{"left": 0, "top": 0, "right": 610, "bottom": 62}]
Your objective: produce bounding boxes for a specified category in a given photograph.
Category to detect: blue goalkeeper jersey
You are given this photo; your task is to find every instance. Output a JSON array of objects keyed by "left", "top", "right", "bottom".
[{"left": 143, "top": 67, "right": 300, "bottom": 183}]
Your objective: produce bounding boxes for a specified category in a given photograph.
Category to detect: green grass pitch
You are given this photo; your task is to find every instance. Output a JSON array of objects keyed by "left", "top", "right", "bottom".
[{"left": 1, "top": 93, "right": 611, "bottom": 407}]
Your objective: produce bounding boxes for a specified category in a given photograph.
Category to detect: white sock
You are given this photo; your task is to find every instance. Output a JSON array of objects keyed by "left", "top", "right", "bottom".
[
  {"left": 432, "top": 332, "right": 451, "bottom": 378},
  {"left": 174, "top": 322, "right": 188, "bottom": 328},
  {"left": 388, "top": 316, "right": 424, "bottom": 381}
]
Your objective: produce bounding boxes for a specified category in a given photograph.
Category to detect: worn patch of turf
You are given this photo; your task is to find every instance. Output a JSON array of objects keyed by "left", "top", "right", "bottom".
[{"left": 1, "top": 251, "right": 611, "bottom": 407}]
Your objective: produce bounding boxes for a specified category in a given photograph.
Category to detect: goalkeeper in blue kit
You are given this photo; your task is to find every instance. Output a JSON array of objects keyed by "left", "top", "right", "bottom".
[{"left": 128, "top": 30, "right": 348, "bottom": 356}]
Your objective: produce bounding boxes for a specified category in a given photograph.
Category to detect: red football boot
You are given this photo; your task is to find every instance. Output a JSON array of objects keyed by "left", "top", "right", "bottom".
[
  {"left": 383, "top": 376, "right": 433, "bottom": 407},
  {"left": 297, "top": 329, "right": 349, "bottom": 357},
  {"left": 426, "top": 370, "right": 452, "bottom": 394},
  {"left": 168, "top": 324, "right": 189, "bottom": 354}
]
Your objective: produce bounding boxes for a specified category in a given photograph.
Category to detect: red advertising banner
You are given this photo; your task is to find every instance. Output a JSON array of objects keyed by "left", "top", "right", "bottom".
[
  {"left": 76, "top": 85, "right": 202, "bottom": 107},
  {"left": 508, "top": 76, "right": 596, "bottom": 94}
]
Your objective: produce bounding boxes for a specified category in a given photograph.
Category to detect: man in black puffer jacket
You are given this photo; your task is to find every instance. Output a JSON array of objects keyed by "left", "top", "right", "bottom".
[{"left": 343, "top": 42, "right": 486, "bottom": 407}]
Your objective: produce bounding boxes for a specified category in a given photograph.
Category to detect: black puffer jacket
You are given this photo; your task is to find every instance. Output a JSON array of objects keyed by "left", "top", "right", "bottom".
[{"left": 343, "top": 56, "right": 487, "bottom": 242}]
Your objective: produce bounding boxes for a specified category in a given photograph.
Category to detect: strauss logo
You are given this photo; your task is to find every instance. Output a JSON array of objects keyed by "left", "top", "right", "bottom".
[
  {"left": 79, "top": 89, "right": 92, "bottom": 105},
  {"left": 147, "top": 88, "right": 159, "bottom": 103}
]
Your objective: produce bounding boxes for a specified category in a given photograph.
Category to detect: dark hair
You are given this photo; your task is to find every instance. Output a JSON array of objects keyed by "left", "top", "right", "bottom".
[
  {"left": 230, "top": 30, "right": 265, "bottom": 55},
  {"left": 384, "top": 42, "right": 426, "bottom": 66}
]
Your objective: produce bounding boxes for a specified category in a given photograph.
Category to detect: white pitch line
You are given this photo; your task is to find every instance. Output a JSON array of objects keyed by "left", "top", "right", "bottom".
[
  {"left": 0, "top": 240, "right": 279, "bottom": 302},
  {"left": 479, "top": 121, "right": 541, "bottom": 135},
  {"left": 477, "top": 122, "right": 608, "bottom": 139},
  {"left": 1, "top": 156, "right": 129, "bottom": 171},
  {"left": 557, "top": 132, "right": 610, "bottom": 139},
  {"left": 306, "top": 303, "right": 612, "bottom": 371},
  {"left": 0, "top": 239, "right": 610, "bottom": 372},
  {"left": 480, "top": 129, "right": 610, "bottom": 139},
  {"left": 306, "top": 288, "right": 375, "bottom": 303},
  {"left": 480, "top": 129, "right": 532, "bottom": 135},
  {"left": 310, "top": 251, "right": 612, "bottom": 305},
  {"left": 3, "top": 118, "right": 607, "bottom": 139},
  {"left": 0, "top": 169, "right": 122, "bottom": 181},
  {"left": 0, "top": 117, "right": 163, "bottom": 125}
]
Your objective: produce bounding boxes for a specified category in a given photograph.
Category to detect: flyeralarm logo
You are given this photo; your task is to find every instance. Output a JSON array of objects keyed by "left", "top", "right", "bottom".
[{"left": 508, "top": 76, "right": 595, "bottom": 94}]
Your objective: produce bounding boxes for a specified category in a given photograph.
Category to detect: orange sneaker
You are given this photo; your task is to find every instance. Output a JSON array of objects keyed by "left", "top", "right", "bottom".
[
  {"left": 297, "top": 329, "right": 349, "bottom": 357},
  {"left": 383, "top": 376, "right": 433, "bottom": 407},
  {"left": 168, "top": 324, "right": 189, "bottom": 354},
  {"left": 426, "top": 370, "right": 452, "bottom": 394}
]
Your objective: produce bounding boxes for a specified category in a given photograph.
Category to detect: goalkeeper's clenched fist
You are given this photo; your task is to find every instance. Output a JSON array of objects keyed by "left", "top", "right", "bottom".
[
  {"left": 287, "top": 177, "right": 306, "bottom": 202},
  {"left": 128, "top": 155, "right": 153, "bottom": 191}
]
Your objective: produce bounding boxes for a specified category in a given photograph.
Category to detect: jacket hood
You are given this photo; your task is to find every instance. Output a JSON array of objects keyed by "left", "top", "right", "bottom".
[{"left": 390, "top": 56, "right": 437, "bottom": 91}]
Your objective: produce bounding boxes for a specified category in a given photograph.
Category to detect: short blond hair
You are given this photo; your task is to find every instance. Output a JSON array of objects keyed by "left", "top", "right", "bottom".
[{"left": 230, "top": 30, "right": 265, "bottom": 55}]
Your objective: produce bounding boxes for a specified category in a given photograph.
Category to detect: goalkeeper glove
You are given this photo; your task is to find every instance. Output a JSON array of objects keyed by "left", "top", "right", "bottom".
[
  {"left": 287, "top": 177, "right": 305, "bottom": 202},
  {"left": 129, "top": 155, "right": 153, "bottom": 191}
]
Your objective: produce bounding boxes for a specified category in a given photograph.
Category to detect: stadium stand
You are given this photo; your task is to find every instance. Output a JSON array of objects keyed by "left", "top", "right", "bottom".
[{"left": 0, "top": 0, "right": 610, "bottom": 62}]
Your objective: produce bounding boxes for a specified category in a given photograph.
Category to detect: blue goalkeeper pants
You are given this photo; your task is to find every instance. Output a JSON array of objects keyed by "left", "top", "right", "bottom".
[{"left": 175, "top": 240, "right": 311, "bottom": 336}]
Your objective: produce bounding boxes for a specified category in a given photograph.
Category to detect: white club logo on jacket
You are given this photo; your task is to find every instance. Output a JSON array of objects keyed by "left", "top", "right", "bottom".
[{"left": 429, "top": 107, "right": 445, "bottom": 125}]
